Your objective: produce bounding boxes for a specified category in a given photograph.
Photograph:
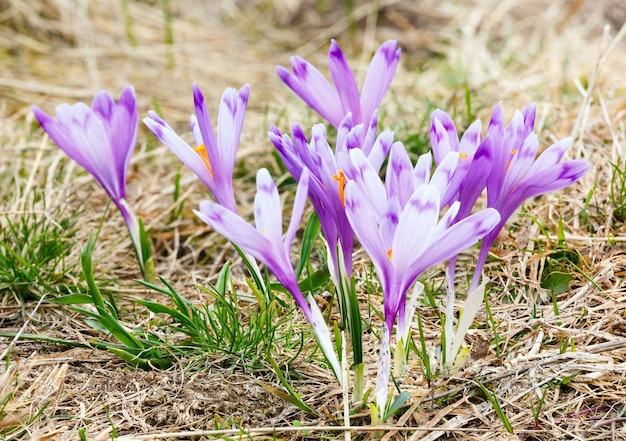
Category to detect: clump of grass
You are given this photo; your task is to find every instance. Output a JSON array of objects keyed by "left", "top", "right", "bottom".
[
  {"left": 55, "top": 234, "right": 316, "bottom": 374},
  {"left": 0, "top": 190, "right": 81, "bottom": 303}
]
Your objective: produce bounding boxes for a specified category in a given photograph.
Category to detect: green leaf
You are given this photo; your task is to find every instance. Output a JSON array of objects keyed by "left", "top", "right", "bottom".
[
  {"left": 541, "top": 271, "right": 573, "bottom": 295},
  {"left": 131, "top": 299, "right": 196, "bottom": 330},
  {"left": 474, "top": 380, "right": 513, "bottom": 433},
  {"left": 383, "top": 391, "right": 411, "bottom": 422},
  {"left": 47, "top": 294, "right": 96, "bottom": 305},
  {"left": 266, "top": 355, "right": 315, "bottom": 414},
  {"left": 81, "top": 234, "right": 106, "bottom": 312}
]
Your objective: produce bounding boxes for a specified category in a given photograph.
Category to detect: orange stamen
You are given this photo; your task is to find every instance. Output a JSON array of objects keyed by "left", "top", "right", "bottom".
[
  {"left": 506, "top": 149, "right": 518, "bottom": 173},
  {"left": 194, "top": 144, "right": 215, "bottom": 179},
  {"left": 332, "top": 169, "right": 347, "bottom": 207},
  {"left": 387, "top": 249, "right": 393, "bottom": 261}
]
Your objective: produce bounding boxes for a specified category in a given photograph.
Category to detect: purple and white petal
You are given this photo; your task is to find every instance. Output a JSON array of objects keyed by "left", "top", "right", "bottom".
[
  {"left": 328, "top": 40, "right": 361, "bottom": 122},
  {"left": 360, "top": 40, "right": 401, "bottom": 127},
  {"left": 253, "top": 169, "right": 283, "bottom": 245}
]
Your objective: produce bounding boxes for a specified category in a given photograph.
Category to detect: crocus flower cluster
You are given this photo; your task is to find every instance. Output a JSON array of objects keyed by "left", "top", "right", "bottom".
[
  {"left": 32, "top": 38, "right": 590, "bottom": 423},
  {"left": 430, "top": 104, "right": 590, "bottom": 373}
]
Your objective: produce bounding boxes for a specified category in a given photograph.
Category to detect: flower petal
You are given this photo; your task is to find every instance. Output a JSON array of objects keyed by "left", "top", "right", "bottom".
[
  {"left": 420, "top": 208, "right": 500, "bottom": 275},
  {"left": 276, "top": 58, "right": 343, "bottom": 126},
  {"left": 386, "top": 141, "right": 415, "bottom": 208},
  {"left": 192, "top": 83, "right": 217, "bottom": 153},
  {"left": 344, "top": 180, "right": 390, "bottom": 287},
  {"left": 109, "top": 86, "right": 137, "bottom": 194},
  {"left": 391, "top": 185, "right": 441, "bottom": 285},
  {"left": 195, "top": 201, "right": 273, "bottom": 267},
  {"left": 360, "top": 40, "right": 401, "bottom": 127},
  {"left": 328, "top": 40, "right": 361, "bottom": 122},
  {"left": 143, "top": 112, "right": 216, "bottom": 196},
  {"left": 285, "top": 169, "right": 309, "bottom": 251},
  {"left": 254, "top": 169, "right": 283, "bottom": 245},
  {"left": 430, "top": 109, "right": 459, "bottom": 164}
]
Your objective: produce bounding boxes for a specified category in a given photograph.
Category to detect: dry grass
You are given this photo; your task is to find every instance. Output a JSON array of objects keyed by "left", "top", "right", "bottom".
[{"left": 1, "top": 0, "right": 626, "bottom": 439}]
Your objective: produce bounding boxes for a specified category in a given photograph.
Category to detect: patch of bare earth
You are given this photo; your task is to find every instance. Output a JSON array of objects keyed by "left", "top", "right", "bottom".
[{"left": 2, "top": 0, "right": 626, "bottom": 439}]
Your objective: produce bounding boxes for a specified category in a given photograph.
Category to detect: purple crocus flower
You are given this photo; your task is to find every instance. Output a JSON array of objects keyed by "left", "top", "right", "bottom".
[
  {"left": 269, "top": 113, "right": 393, "bottom": 283},
  {"left": 195, "top": 168, "right": 342, "bottom": 381},
  {"left": 276, "top": 39, "right": 401, "bottom": 131},
  {"left": 32, "top": 86, "right": 150, "bottom": 278},
  {"left": 343, "top": 147, "right": 500, "bottom": 414},
  {"left": 469, "top": 103, "right": 590, "bottom": 292},
  {"left": 430, "top": 109, "right": 495, "bottom": 220},
  {"left": 144, "top": 83, "right": 249, "bottom": 213}
]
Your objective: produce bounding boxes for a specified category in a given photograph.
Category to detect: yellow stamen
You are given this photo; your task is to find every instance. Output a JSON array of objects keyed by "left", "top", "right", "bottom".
[
  {"left": 332, "top": 169, "right": 347, "bottom": 207},
  {"left": 387, "top": 249, "right": 393, "bottom": 261},
  {"left": 459, "top": 152, "right": 468, "bottom": 159},
  {"left": 194, "top": 144, "right": 215, "bottom": 179}
]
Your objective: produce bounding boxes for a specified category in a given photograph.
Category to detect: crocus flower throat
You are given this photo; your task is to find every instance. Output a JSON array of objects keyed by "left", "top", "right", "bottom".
[{"left": 194, "top": 143, "right": 215, "bottom": 178}]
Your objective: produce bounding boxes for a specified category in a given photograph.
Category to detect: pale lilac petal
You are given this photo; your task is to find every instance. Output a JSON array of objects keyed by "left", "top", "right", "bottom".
[
  {"left": 268, "top": 126, "right": 304, "bottom": 180},
  {"left": 68, "top": 105, "right": 121, "bottom": 199},
  {"left": 346, "top": 148, "right": 387, "bottom": 218},
  {"left": 91, "top": 90, "right": 115, "bottom": 128},
  {"left": 458, "top": 119, "right": 482, "bottom": 155},
  {"left": 285, "top": 169, "right": 309, "bottom": 250},
  {"left": 254, "top": 169, "right": 283, "bottom": 244},
  {"left": 192, "top": 83, "right": 217, "bottom": 153},
  {"left": 33, "top": 87, "right": 138, "bottom": 204},
  {"left": 502, "top": 132, "right": 539, "bottom": 195},
  {"left": 430, "top": 151, "right": 460, "bottom": 207},
  {"left": 526, "top": 138, "right": 572, "bottom": 176},
  {"left": 344, "top": 181, "right": 390, "bottom": 284},
  {"left": 420, "top": 208, "right": 500, "bottom": 275},
  {"left": 361, "top": 110, "right": 379, "bottom": 156},
  {"left": 216, "top": 88, "right": 239, "bottom": 172},
  {"left": 110, "top": 86, "right": 138, "bottom": 192},
  {"left": 413, "top": 152, "right": 432, "bottom": 187},
  {"left": 277, "top": 58, "right": 343, "bottom": 126},
  {"left": 196, "top": 201, "right": 275, "bottom": 266},
  {"left": 33, "top": 106, "right": 91, "bottom": 173},
  {"left": 438, "top": 201, "right": 461, "bottom": 231},
  {"left": 379, "top": 198, "right": 400, "bottom": 249},
  {"left": 509, "top": 160, "right": 591, "bottom": 215},
  {"left": 190, "top": 115, "right": 203, "bottom": 146},
  {"left": 335, "top": 113, "right": 354, "bottom": 155},
  {"left": 367, "top": 131, "right": 394, "bottom": 173},
  {"left": 456, "top": 136, "right": 493, "bottom": 219},
  {"left": 522, "top": 103, "right": 536, "bottom": 134},
  {"left": 328, "top": 40, "right": 361, "bottom": 122},
  {"left": 360, "top": 40, "right": 401, "bottom": 126},
  {"left": 340, "top": 124, "right": 363, "bottom": 152},
  {"left": 430, "top": 109, "right": 459, "bottom": 165},
  {"left": 143, "top": 113, "right": 215, "bottom": 194},
  {"left": 391, "top": 185, "right": 440, "bottom": 281},
  {"left": 386, "top": 141, "right": 414, "bottom": 207}
]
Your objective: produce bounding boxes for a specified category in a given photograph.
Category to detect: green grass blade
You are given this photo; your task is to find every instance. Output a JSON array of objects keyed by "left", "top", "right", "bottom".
[
  {"left": 296, "top": 213, "right": 320, "bottom": 278},
  {"left": 474, "top": 380, "right": 513, "bottom": 433},
  {"left": 266, "top": 355, "right": 315, "bottom": 414}
]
